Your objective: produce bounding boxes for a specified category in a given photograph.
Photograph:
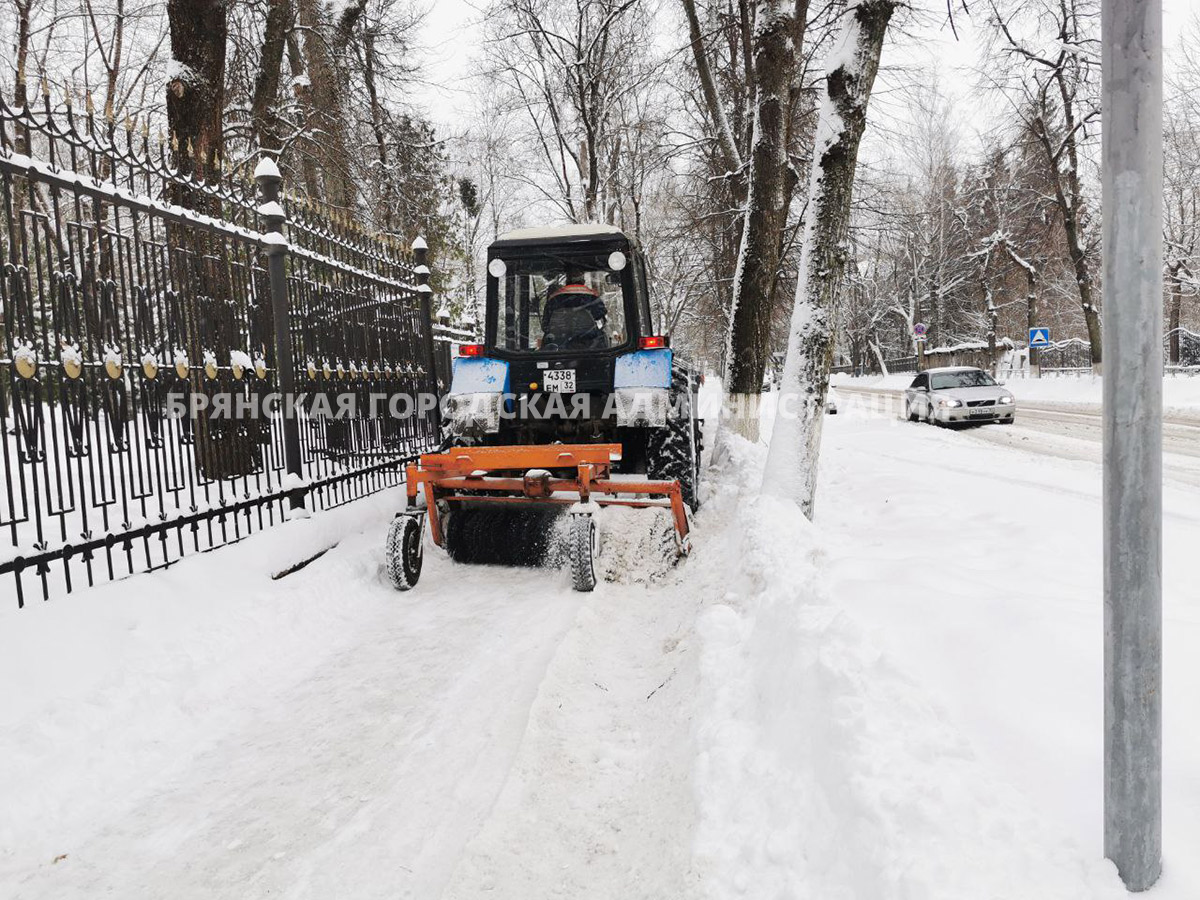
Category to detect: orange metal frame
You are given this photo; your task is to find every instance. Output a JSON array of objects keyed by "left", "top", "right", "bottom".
[{"left": 405, "top": 443, "right": 690, "bottom": 551}]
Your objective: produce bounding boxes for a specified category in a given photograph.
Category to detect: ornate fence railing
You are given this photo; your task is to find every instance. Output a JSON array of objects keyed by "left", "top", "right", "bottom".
[{"left": 0, "top": 92, "right": 441, "bottom": 606}]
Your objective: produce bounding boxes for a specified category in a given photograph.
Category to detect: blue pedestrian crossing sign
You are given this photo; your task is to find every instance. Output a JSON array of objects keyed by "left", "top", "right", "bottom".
[{"left": 1029, "top": 327, "right": 1051, "bottom": 348}]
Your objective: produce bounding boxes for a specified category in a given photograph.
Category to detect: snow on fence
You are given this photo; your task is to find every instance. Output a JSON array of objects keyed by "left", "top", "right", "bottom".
[{"left": 0, "top": 93, "right": 444, "bottom": 606}]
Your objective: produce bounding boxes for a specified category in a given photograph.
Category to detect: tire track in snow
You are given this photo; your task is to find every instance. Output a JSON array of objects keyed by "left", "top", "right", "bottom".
[{"left": 9, "top": 534, "right": 584, "bottom": 900}]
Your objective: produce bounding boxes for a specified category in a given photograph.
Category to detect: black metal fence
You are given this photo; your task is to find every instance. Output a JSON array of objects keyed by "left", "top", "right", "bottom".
[
  {"left": 1036, "top": 338, "right": 1093, "bottom": 372},
  {"left": 883, "top": 355, "right": 919, "bottom": 374},
  {"left": 0, "top": 92, "right": 441, "bottom": 606}
]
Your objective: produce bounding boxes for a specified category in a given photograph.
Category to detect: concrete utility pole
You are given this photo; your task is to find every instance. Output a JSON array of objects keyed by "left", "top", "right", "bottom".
[{"left": 1102, "top": 0, "right": 1163, "bottom": 890}]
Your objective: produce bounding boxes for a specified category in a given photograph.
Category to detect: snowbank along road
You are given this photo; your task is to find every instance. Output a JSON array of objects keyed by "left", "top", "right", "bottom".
[
  {"left": 10, "top": 385, "right": 1200, "bottom": 898},
  {"left": 834, "top": 380, "right": 1200, "bottom": 488}
]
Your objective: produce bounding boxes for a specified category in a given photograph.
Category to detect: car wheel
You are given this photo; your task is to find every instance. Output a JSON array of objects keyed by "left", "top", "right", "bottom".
[
  {"left": 905, "top": 401, "right": 918, "bottom": 423},
  {"left": 925, "top": 403, "right": 938, "bottom": 426}
]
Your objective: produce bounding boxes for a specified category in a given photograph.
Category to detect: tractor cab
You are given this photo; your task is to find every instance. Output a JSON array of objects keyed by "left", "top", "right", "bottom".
[{"left": 481, "top": 224, "right": 658, "bottom": 398}]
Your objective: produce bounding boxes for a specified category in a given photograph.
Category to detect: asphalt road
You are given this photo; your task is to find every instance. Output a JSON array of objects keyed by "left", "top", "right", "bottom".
[{"left": 833, "top": 383, "right": 1200, "bottom": 488}]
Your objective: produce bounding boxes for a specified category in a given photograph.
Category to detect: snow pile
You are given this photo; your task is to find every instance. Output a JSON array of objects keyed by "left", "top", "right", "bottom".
[
  {"left": 687, "top": 435, "right": 1125, "bottom": 899},
  {"left": 230, "top": 349, "right": 253, "bottom": 372},
  {"left": 595, "top": 505, "right": 679, "bottom": 584},
  {"left": 165, "top": 58, "right": 199, "bottom": 87},
  {"left": 13, "top": 341, "right": 37, "bottom": 368}
]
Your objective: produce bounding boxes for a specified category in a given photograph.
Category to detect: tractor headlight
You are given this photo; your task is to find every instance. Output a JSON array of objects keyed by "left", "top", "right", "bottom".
[
  {"left": 613, "top": 388, "right": 669, "bottom": 428},
  {"left": 446, "top": 392, "right": 503, "bottom": 435}
]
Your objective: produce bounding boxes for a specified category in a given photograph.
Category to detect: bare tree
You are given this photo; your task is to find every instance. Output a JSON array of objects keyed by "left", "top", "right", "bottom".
[
  {"left": 986, "top": 0, "right": 1102, "bottom": 369},
  {"left": 1164, "top": 29, "right": 1200, "bottom": 364},
  {"left": 482, "top": 0, "right": 656, "bottom": 224},
  {"left": 763, "top": 0, "right": 895, "bottom": 516}
]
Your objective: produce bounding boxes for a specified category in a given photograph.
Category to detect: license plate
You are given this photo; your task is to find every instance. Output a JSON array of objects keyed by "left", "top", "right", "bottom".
[
  {"left": 541, "top": 369, "right": 576, "bottom": 393},
  {"left": 969, "top": 409, "right": 993, "bottom": 418}
]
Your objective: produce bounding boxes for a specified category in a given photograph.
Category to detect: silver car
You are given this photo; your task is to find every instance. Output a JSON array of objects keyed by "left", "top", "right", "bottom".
[{"left": 903, "top": 366, "right": 1016, "bottom": 426}]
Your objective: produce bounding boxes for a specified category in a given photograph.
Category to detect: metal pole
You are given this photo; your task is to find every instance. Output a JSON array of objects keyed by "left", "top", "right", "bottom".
[
  {"left": 256, "top": 156, "right": 305, "bottom": 513},
  {"left": 1102, "top": 0, "right": 1162, "bottom": 889},
  {"left": 412, "top": 236, "right": 441, "bottom": 432},
  {"left": 1028, "top": 295, "right": 1041, "bottom": 379}
]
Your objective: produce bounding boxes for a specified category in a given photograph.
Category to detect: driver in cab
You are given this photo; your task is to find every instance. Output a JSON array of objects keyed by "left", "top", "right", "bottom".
[{"left": 539, "top": 271, "right": 608, "bottom": 351}]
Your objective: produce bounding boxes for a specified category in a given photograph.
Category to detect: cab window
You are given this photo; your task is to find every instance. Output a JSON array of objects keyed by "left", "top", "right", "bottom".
[{"left": 492, "top": 252, "right": 628, "bottom": 353}]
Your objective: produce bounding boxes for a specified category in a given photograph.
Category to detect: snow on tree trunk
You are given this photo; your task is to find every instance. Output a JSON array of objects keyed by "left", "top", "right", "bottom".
[
  {"left": 761, "top": 0, "right": 895, "bottom": 516},
  {"left": 870, "top": 339, "right": 888, "bottom": 375},
  {"left": 724, "top": 0, "right": 804, "bottom": 442}
]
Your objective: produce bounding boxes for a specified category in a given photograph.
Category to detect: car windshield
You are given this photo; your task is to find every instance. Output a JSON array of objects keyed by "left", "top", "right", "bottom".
[
  {"left": 930, "top": 370, "right": 998, "bottom": 390},
  {"left": 492, "top": 252, "right": 627, "bottom": 353}
]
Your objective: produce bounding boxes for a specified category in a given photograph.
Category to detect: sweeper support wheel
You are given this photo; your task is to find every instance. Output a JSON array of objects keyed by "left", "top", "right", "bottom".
[
  {"left": 384, "top": 513, "right": 424, "bottom": 590},
  {"left": 566, "top": 513, "right": 598, "bottom": 592}
]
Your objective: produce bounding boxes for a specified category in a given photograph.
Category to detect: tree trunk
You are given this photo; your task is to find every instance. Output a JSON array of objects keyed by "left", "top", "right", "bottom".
[
  {"left": 167, "top": 0, "right": 256, "bottom": 481},
  {"left": 761, "top": 0, "right": 895, "bottom": 516},
  {"left": 725, "top": 0, "right": 804, "bottom": 440},
  {"left": 362, "top": 30, "right": 393, "bottom": 232},
  {"left": 1001, "top": 241, "right": 1040, "bottom": 377},
  {"left": 293, "top": 0, "right": 365, "bottom": 210},
  {"left": 680, "top": 0, "right": 744, "bottom": 179},
  {"left": 1054, "top": 70, "right": 1103, "bottom": 370},
  {"left": 167, "top": 0, "right": 226, "bottom": 187},
  {"left": 1168, "top": 266, "right": 1183, "bottom": 365},
  {"left": 1036, "top": 106, "right": 1102, "bottom": 370},
  {"left": 284, "top": 31, "right": 321, "bottom": 198},
  {"left": 251, "top": 0, "right": 290, "bottom": 153},
  {"left": 1062, "top": 191, "right": 1103, "bottom": 369}
]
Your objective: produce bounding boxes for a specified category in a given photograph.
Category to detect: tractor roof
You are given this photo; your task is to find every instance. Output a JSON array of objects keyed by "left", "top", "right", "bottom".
[{"left": 490, "top": 224, "right": 630, "bottom": 251}]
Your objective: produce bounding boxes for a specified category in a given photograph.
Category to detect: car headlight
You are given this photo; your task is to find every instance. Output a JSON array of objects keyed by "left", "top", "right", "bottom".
[
  {"left": 999, "top": 396, "right": 1014, "bottom": 405},
  {"left": 938, "top": 398, "right": 962, "bottom": 408}
]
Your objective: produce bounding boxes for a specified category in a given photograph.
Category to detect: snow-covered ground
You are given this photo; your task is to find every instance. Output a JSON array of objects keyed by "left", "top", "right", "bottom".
[{"left": 5, "top": 385, "right": 1199, "bottom": 898}]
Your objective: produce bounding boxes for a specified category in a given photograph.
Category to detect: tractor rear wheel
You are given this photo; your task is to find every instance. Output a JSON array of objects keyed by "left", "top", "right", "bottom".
[{"left": 647, "top": 368, "right": 701, "bottom": 511}]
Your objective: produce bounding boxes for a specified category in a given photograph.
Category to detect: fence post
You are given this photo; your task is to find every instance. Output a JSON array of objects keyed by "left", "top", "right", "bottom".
[
  {"left": 413, "top": 236, "right": 442, "bottom": 430},
  {"left": 256, "top": 157, "right": 305, "bottom": 512}
]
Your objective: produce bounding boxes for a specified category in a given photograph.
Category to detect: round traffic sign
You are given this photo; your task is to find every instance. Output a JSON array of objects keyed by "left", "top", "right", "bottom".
[{"left": 914, "top": 323, "right": 928, "bottom": 337}]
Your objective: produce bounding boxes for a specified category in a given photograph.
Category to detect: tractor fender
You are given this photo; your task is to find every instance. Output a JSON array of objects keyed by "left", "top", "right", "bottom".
[
  {"left": 449, "top": 356, "right": 509, "bottom": 394},
  {"left": 613, "top": 348, "right": 672, "bottom": 389}
]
